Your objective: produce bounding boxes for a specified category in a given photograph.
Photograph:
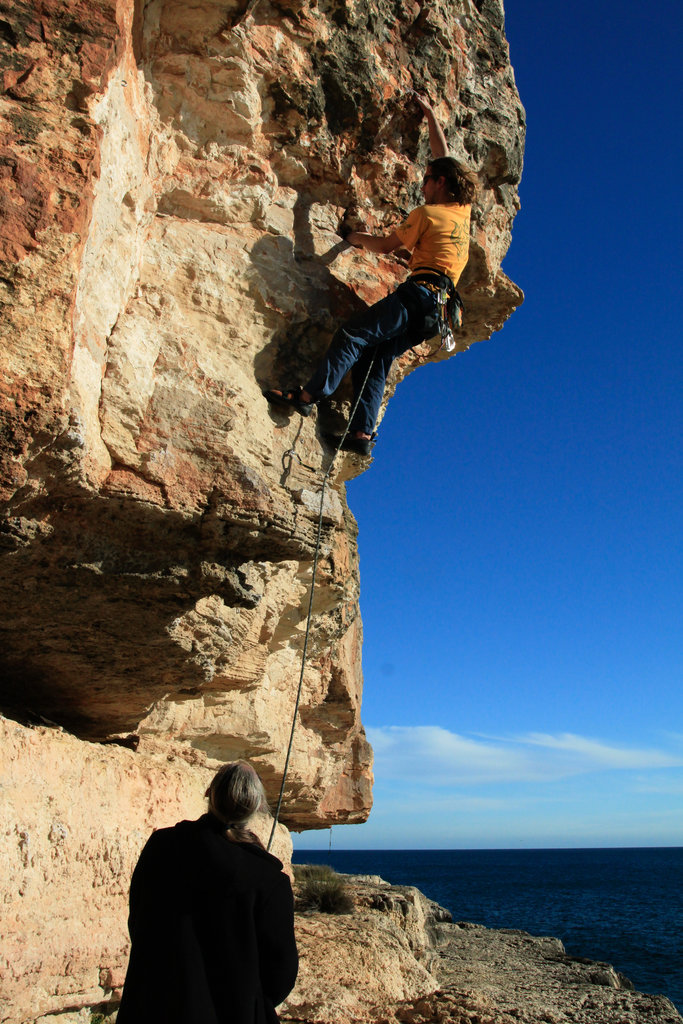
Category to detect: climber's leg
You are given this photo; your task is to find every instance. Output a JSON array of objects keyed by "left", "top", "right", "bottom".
[
  {"left": 347, "top": 282, "right": 440, "bottom": 435},
  {"left": 303, "top": 288, "right": 413, "bottom": 402},
  {"left": 348, "top": 344, "right": 396, "bottom": 437}
]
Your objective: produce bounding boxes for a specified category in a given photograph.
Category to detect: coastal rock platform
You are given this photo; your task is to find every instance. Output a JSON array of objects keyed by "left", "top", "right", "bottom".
[
  {"left": 433, "top": 922, "right": 681, "bottom": 1024},
  {"left": 283, "top": 875, "right": 682, "bottom": 1024}
]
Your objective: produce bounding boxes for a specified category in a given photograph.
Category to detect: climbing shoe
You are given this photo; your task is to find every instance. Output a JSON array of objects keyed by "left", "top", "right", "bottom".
[
  {"left": 263, "top": 386, "right": 315, "bottom": 417},
  {"left": 323, "top": 433, "right": 374, "bottom": 456}
]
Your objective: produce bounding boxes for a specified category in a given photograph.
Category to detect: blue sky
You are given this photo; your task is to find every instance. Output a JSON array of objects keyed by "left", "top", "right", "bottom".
[{"left": 293, "top": 0, "right": 683, "bottom": 849}]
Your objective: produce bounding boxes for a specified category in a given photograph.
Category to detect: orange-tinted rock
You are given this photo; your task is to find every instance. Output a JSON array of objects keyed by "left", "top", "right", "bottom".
[{"left": 1, "top": 0, "right": 523, "bottom": 819}]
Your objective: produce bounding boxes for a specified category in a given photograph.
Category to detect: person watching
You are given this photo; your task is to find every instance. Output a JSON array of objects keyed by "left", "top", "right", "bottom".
[{"left": 117, "top": 761, "right": 298, "bottom": 1024}]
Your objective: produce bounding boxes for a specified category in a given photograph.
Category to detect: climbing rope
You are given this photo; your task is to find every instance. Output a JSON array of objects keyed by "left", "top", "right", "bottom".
[{"left": 267, "top": 357, "right": 377, "bottom": 851}]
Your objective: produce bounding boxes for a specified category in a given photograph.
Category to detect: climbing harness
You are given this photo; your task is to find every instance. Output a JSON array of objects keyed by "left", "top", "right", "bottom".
[
  {"left": 409, "top": 269, "right": 464, "bottom": 353},
  {"left": 267, "top": 354, "right": 377, "bottom": 851}
]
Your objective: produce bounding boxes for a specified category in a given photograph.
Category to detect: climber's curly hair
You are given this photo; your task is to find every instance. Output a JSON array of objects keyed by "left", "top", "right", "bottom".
[{"left": 428, "top": 157, "right": 476, "bottom": 205}]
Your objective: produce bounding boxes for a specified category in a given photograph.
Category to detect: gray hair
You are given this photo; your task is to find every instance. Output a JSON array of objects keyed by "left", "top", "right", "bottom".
[{"left": 207, "top": 761, "right": 268, "bottom": 847}]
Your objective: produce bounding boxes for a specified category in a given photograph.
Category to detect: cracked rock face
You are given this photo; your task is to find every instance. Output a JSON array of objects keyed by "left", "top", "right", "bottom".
[{"left": 1, "top": 0, "right": 522, "bottom": 1017}]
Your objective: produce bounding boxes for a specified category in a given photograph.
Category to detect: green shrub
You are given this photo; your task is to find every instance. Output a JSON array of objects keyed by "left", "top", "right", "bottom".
[
  {"left": 293, "top": 862, "right": 338, "bottom": 882},
  {"left": 297, "top": 872, "right": 354, "bottom": 915}
]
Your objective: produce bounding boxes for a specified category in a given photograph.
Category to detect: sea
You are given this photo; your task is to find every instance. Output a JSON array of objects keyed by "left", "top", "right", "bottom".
[{"left": 291, "top": 847, "right": 683, "bottom": 1013}]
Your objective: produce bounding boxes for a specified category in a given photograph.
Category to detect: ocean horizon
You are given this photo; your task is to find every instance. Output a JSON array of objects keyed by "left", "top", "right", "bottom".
[{"left": 292, "top": 846, "right": 683, "bottom": 1013}]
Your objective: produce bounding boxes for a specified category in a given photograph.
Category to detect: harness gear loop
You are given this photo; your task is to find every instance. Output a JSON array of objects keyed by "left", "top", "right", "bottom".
[
  {"left": 267, "top": 353, "right": 377, "bottom": 851},
  {"left": 409, "top": 269, "right": 463, "bottom": 353}
]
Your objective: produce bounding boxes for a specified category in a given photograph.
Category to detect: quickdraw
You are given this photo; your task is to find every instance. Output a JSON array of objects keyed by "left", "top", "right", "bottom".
[{"left": 436, "top": 284, "right": 456, "bottom": 353}]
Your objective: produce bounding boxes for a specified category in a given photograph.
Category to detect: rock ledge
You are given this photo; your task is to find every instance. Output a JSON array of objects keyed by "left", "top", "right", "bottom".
[{"left": 283, "top": 875, "right": 682, "bottom": 1024}]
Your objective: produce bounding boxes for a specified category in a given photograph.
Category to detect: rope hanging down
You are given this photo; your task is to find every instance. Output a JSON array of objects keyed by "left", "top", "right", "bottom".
[{"left": 267, "top": 356, "right": 376, "bottom": 851}]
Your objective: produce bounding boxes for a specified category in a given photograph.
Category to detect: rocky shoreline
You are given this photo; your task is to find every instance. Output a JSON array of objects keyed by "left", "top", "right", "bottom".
[{"left": 283, "top": 874, "right": 682, "bottom": 1024}]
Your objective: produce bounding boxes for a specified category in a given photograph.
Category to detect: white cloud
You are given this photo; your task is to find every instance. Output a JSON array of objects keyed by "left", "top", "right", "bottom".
[
  {"left": 368, "top": 725, "right": 539, "bottom": 783},
  {"left": 366, "top": 725, "right": 683, "bottom": 787},
  {"left": 513, "top": 732, "right": 681, "bottom": 769},
  {"left": 292, "top": 732, "right": 683, "bottom": 850},
  {"left": 632, "top": 774, "right": 683, "bottom": 795}
]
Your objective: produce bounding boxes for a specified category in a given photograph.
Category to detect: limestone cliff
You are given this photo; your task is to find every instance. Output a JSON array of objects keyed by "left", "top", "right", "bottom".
[{"left": 0, "top": 0, "right": 523, "bottom": 1020}]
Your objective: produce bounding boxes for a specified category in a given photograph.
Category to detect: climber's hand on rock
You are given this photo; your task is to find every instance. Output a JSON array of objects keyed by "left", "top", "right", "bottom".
[
  {"left": 411, "top": 91, "right": 433, "bottom": 115},
  {"left": 410, "top": 90, "right": 448, "bottom": 159},
  {"left": 339, "top": 219, "right": 367, "bottom": 246}
]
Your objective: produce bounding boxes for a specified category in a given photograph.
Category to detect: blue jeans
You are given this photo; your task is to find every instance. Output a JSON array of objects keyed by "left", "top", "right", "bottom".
[{"left": 304, "top": 281, "right": 440, "bottom": 435}]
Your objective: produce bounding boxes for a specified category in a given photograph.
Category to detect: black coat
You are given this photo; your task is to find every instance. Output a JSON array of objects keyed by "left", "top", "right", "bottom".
[{"left": 117, "top": 814, "right": 298, "bottom": 1024}]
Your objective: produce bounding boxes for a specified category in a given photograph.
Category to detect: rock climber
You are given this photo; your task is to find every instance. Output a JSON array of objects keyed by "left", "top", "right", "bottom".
[{"left": 264, "top": 92, "right": 474, "bottom": 455}]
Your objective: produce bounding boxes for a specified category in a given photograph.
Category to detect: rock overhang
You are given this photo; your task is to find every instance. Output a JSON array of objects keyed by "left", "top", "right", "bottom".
[{"left": 0, "top": 0, "right": 524, "bottom": 825}]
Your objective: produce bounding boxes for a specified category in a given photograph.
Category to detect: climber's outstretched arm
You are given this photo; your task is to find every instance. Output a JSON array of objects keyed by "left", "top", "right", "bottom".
[
  {"left": 345, "top": 230, "right": 403, "bottom": 254},
  {"left": 412, "top": 92, "right": 449, "bottom": 159}
]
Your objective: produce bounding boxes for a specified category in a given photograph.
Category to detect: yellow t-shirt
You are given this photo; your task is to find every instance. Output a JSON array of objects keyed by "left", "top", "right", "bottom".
[{"left": 394, "top": 203, "right": 471, "bottom": 284}]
